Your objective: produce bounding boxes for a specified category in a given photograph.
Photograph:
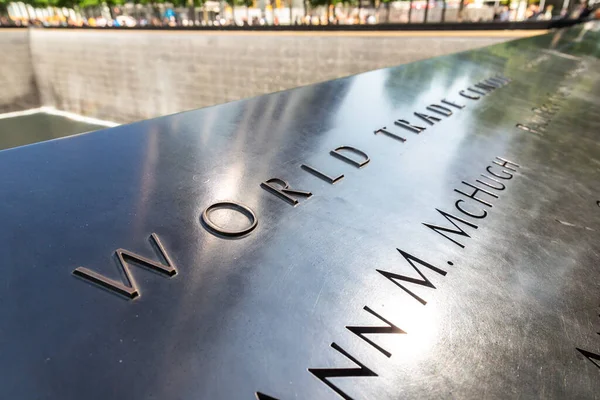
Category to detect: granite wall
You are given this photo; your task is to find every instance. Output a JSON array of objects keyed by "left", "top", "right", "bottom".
[
  {"left": 0, "top": 29, "right": 40, "bottom": 113},
  {"left": 27, "top": 30, "right": 521, "bottom": 123},
  {"left": 0, "top": 29, "right": 529, "bottom": 123}
]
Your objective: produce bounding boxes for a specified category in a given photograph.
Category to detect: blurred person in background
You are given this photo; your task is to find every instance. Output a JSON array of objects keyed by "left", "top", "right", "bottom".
[
  {"left": 577, "top": 0, "right": 597, "bottom": 19},
  {"left": 494, "top": 5, "right": 510, "bottom": 21},
  {"left": 543, "top": 5, "right": 554, "bottom": 19},
  {"left": 526, "top": 4, "right": 542, "bottom": 19}
]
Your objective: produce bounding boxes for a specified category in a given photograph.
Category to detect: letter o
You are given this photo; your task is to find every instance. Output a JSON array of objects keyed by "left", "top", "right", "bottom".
[{"left": 201, "top": 201, "right": 258, "bottom": 238}]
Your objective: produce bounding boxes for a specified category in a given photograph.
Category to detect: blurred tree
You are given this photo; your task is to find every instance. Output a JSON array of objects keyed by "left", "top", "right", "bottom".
[
  {"left": 0, "top": 0, "right": 8, "bottom": 16},
  {"left": 28, "top": 0, "right": 51, "bottom": 7},
  {"left": 78, "top": 0, "right": 100, "bottom": 8},
  {"left": 55, "top": 0, "right": 80, "bottom": 7}
]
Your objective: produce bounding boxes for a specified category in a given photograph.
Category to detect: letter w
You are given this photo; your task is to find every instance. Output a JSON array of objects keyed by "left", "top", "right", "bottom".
[
  {"left": 377, "top": 249, "right": 446, "bottom": 305},
  {"left": 346, "top": 306, "right": 405, "bottom": 358},
  {"left": 73, "top": 233, "right": 177, "bottom": 299},
  {"left": 309, "top": 342, "right": 377, "bottom": 400}
]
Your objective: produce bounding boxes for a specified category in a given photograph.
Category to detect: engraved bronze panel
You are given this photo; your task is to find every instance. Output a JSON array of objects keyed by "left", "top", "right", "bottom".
[{"left": 1, "top": 23, "right": 600, "bottom": 400}]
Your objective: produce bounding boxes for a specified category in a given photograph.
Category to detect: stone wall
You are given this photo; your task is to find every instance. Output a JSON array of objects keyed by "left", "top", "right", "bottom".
[
  {"left": 0, "top": 29, "right": 40, "bottom": 113},
  {"left": 27, "top": 29, "right": 520, "bottom": 123}
]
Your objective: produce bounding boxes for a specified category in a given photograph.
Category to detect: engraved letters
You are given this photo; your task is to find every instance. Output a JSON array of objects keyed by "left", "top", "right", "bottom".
[
  {"left": 426, "top": 104, "right": 453, "bottom": 116},
  {"left": 425, "top": 157, "right": 519, "bottom": 248},
  {"left": 201, "top": 201, "right": 258, "bottom": 237},
  {"left": 72, "top": 233, "right": 177, "bottom": 299},
  {"left": 414, "top": 112, "right": 441, "bottom": 125},
  {"left": 576, "top": 348, "right": 600, "bottom": 369},
  {"left": 346, "top": 306, "right": 406, "bottom": 358},
  {"left": 267, "top": 78, "right": 513, "bottom": 398},
  {"left": 394, "top": 119, "right": 426, "bottom": 134},
  {"left": 467, "top": 87, "right": 487, "bottom": 96},
  {"left": 486, "top": 165, "right": 513, "bottom": 180},
  {"left": 261, "top": 178, "right": 313, "bottom": 206},
  {"left": 301, "top": 164, "right": 344, "bottom": 184},
  {"left": 441, "top": 98, "right": 465, "bottom": 109},
  {"left": 377, "top": 249, "right": 447, "bottom": 306},
  {"left": 423, "top": 208, "right": 478, "bottom": 248},
  {"left": 373, "top": 75, "right": 507, "bottom": 145},
  {"left": 474, "top": 81, "right": 497, "bottom": 92},
  {"left": 455, "top": 199, "right": 488, "bottom": 219},
  {"left": 374, "top": 126, "right": 406, "bottom": 142},
  {"left": 477, "top": 174, "right": 506, "bottom": 191},
  {"left": 454, "top": 181, "right": 498, "bottom": 208},
  {"left": 516, "top": 65, "right": 581, "bottom": 135},
  {"left": 330, "top": 146, "right": 370, "bottom": 168},
  {"left": 576, "top": 307, "right": 600, "bottom": 369},
  {"left": 255, "top": 392, "right": 280, "bottom": 400},
  {"left": 493, "top": 157, "right": 519, "bottom": 171},
  {"left": 67, "top": 72, "right": 527, "bottom": 399},
  {"left": 516, "top": 123, "right": 543, "bottom": 134},
  {"left": 308, "top": 343, "right": 377, "bottom": 400},
  {"left": 459, "top": 90, "right": 480, "bottom": 100}
]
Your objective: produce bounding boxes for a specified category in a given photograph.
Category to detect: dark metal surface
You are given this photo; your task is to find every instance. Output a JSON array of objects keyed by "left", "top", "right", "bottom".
[{"left": 1, "top": 22, "right": 600, "bottom": 400}]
